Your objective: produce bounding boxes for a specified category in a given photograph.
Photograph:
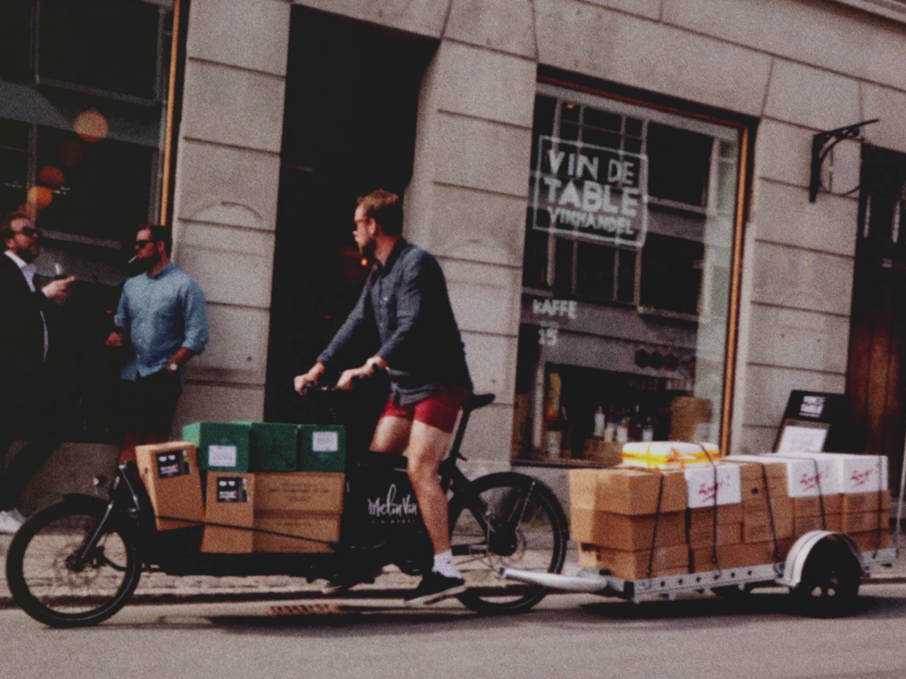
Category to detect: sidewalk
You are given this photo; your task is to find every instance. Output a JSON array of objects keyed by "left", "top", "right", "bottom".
[{"left": 1, "top": 535, "right": 905, "bottom": 610}]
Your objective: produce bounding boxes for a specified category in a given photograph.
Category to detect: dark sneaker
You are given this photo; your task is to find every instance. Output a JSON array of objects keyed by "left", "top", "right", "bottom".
[
  {"left": 404, "top": 572, "right": 466, "bottom": 606},
  {"left": 321, "top": 567, "right": 380, "bottom": 595}
]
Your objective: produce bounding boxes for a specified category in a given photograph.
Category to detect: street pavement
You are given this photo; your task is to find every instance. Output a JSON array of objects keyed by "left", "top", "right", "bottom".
[{"left": 1, "top": 531, "right": 905, "bottom": 610}]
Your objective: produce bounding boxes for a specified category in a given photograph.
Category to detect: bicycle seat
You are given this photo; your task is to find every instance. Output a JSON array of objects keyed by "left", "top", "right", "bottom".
[{"left": 468, "top": 393, "right": 495, "bottom": 411}]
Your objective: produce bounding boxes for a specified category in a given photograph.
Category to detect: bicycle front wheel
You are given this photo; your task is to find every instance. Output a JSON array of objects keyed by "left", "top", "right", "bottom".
[
  {"left": 449, "top": 472, "right": 567, "bottom": 614},
  {"left": 5, "top": 496, "right": 141, "bottom": 627}
]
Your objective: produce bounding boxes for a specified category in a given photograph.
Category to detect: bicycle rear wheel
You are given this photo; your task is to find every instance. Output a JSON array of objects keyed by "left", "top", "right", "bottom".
[
  {"left": 5, "top": 496, "right": 141, "bottom": 627},
  {"left": 448, "top": 472, "right": 567, "bottom": 614}
]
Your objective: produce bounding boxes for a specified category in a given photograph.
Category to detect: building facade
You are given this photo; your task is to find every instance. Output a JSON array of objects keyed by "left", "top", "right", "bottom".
[{"left": 7, "top": 0, "right": 906, "bottom": 505}]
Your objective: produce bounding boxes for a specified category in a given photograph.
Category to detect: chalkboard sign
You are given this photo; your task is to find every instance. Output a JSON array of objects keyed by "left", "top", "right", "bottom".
[{"left": 774, "top": 390, "right": 849, "bottom": 452}]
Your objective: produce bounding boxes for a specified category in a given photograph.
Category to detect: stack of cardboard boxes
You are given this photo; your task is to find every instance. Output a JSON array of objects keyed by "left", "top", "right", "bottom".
[
  {"left": 570, "top": 447, "right": 891, "bottom": 580},
  {"left": 135, "top": 420, "right": 347, "bottom": 554}
]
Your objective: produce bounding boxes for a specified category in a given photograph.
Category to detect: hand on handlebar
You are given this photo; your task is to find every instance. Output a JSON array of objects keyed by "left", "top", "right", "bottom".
[
  {"left": 336, "top": 356, "right": 385, "bottom": 391},
  {"left": 293, "top": 363, "right": 325, "bottom": 394},
  {"left": 336, "top": 365, "right": 370, "bottom": 391}
]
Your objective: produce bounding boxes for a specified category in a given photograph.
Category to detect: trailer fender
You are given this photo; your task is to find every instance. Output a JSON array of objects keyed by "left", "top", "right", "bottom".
[{"left": 777, "top": 530, "right": 863, "bottom": 588}]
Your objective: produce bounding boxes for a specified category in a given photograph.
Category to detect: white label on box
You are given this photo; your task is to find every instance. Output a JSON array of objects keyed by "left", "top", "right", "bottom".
[
  {"left": 684, "top": 464, "right": 741, "bottom": 508},
  {"left": 842, "top": 455, "right": 888, "bottom": 492},
  {"left": 781, "top": 452, "right": 888, "bottom": 493},
  {"left": 312, "top": 431, "right": 339, "bottom": 453},
  {"left": 208, "top": 445, "right": 237, "bottom": 468},
  {"left": 767, "top": 454, "right": 836, "bottom": 496},
  {"left": 683, "top": 463, "right": 742, "bottom": 509}
]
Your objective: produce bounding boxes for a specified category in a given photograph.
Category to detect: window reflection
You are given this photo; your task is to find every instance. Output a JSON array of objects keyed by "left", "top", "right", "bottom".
[{"left": 514, "top": 86, "right": 741, "bottom": 464}]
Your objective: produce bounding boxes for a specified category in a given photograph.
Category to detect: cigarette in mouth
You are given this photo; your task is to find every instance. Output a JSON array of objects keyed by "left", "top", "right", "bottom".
[{"left": 127, "top": 255, "right": 137, "bottom": 264}]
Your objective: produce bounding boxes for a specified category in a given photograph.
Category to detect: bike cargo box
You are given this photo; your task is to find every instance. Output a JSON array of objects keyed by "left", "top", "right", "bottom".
[
  {"left": 343, "top": 465, "right": 422, "bottom": 548},
  {"left": 201, "top": 472, "right": 255, "bottom": 553},
  {"left": 254, "top": 472, "right": 345, "bottom": 514},
  {"left": 182, "top": 422, "right": 251, "bottom": 472},
  {"left": 135, "top": 442, "right": 204, "bottom": 531},
  {"left": 252, "top": 513, "right": 341, "bottom": 553},
  {"left": 236, "top": 421, "right": 299, "bottom": 472},
  {"left": 297, "top": 424, "right": 346, "bottom": 472}
]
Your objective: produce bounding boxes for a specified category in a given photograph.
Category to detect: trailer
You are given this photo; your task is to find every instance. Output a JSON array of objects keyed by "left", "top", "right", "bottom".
[
  {"left": 500, "top": 531, "right": 897, "bottom": 617},
  {"left": 500, "top": 451, "right": 905, "bottom": 618}
]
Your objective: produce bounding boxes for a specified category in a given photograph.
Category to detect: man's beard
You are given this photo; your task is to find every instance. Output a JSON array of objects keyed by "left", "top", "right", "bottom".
[
  {"left": 15, "top": 246, "right": 38, "bottom": 263},
  {"left": 135, "top": 252, "right": 160, "bottom": 272},
  {"left": 360, "top": 239, "right": 376, "bottom": 261}
]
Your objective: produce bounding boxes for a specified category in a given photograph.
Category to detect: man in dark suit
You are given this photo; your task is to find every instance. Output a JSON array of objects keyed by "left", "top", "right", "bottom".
[{"left": 0, "top": 211, "right": 74, "bottom": 533}]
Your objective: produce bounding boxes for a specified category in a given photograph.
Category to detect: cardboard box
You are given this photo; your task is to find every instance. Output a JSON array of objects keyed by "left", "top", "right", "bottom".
[
  {"left": 298, "top": 424, "right": 346, "bottom": 472},
  {"left": 723, "top": 457, "right": 789, "bottom": 504},
  {"left": 582, "top": 439, "right": 623, "bottom": 465},
  {"left": 743, "top": 497, "right": 794, "bottom": 523},
  {"left": 793, "top": 513, "right": 842, "bottom": 534},
  {"left": 669, "top": 396, "right": 712, "bottom": 440},
  {"left": 243, "top": 422, "right": 299, "bottom": 472},
  {"left": 849, "top": 530, "right": 891, "bottom": 552},
  {"left": 570, "top": 509, "right": 687, "bottom": 550},
  {"left": 253, "top": 513, "right": 341, "bottom": 553},
  {"left": 255, "top": 472, "right": 345, "bottom": 514},
  {"left": 570, "top": 468, "right": 687, "bottom": 515},
  {"left": 622, "top": 441, "right": 720, "bottom": 469},
  {"left": 792, "top": 494, "right": 842, "bottom": 517},
  {"left": 841, "top": 511, "right": 887, "bottom": 534},
  {"left": 742, "top": 512, "right": 794, "bottom": 543},
  {"left": 688, "top": 504, "right": 743, "bottom": 530},
  {"left": 201, "top": 473, "right": 255, "bottom": 553},
  {"left": 578, "top": 543, "right": 689, "bottom": 579},
  {"left": 842, "top": 490, "right": 891, "bottom": 514},
  {"left": 691, "top": 541, "right": 777, "bottom": 572},
  {"left": 688, "top": 522, "right": 742, "bottom": 549},
  {"left": 683, "top": 463, "right": 742, "bottom": 508},
  {"left": 136, "top": 442, "right": 204, "bottom": 531},
  {"left": 182, "top": 422, "right": 251, "bottom": 472}
]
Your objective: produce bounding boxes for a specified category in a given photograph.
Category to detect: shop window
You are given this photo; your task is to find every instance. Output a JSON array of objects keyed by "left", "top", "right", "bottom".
[
  {"left": 0, "top": 2, "right": 32, "bottom": 82},
  {"left": 0, "top": 119, "right": 29, "bottom": 211},
  {"left": 513, "top": 82, "right": 744, "bottom": 464},
  {"left": 0, "top": 0, "right": 175, "bottom": 441}
]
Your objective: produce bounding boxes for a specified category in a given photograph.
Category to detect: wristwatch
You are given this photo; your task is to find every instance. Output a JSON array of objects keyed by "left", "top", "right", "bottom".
[{"left": 167, "top": 362, "right": 179, "bottom": 373}]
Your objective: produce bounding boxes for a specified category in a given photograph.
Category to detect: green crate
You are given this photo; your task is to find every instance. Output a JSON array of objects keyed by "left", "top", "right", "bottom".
[
  {"left": 241, "top": 421, "right": 299, "bottom": 472},
  {"left": 182, "top": 422, "right": 251, "bottom": 472},
  {"left": 298, "top": 424, "right": 346, "bottom": 472}
]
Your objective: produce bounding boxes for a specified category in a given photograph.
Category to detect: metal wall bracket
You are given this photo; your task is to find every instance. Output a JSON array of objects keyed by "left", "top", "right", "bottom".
[{"left": 809, "top": 119, "right": 879, "bottom": 202}]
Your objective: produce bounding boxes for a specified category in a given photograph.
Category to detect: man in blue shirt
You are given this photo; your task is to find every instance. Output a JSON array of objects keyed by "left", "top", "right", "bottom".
[
  {"left": 105, "top": 224, "right": 209, "bottom": 458},
  {"left": 294, "top": 189, "right": 473, "bottom": 605}
]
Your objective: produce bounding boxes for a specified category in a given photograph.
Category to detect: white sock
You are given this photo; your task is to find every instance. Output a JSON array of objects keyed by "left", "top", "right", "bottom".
[{"left": 432, "top": 550, "right": 461, "bottom": 579}]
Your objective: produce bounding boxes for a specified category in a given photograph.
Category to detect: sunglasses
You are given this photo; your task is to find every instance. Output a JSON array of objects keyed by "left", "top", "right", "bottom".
[
  {"left": 15, "top": 226, "right": 41, "bottom": 239},
  {"left": 133, "top": 239, "right": 156, "bottom": 249}
]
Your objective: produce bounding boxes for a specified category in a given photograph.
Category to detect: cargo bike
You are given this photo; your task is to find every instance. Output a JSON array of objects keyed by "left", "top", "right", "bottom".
[
  {"left": 500, "top": 451, "right": 905, "bottom": 619},
  {"left": 5, "top": 391, "right": 569, "bottom": 627}
]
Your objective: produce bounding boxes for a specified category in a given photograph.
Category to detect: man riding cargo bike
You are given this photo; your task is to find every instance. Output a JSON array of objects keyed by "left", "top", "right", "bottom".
[
  {"left": 4, "top": 189, "right": 568, "bottom": 627},
  {"left": 294, "top": 188, "right": 479, "bottom": 605}
]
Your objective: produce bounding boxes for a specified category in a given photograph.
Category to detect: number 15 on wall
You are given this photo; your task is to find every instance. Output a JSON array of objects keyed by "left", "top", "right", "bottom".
[{"left": 538, "top": 327, "right": 559, "bottom": 346}]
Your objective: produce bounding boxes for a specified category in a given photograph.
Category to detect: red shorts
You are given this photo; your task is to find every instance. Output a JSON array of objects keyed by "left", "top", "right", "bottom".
[{"left": 379, "top": 385, "right": 469, "bottom": 433}]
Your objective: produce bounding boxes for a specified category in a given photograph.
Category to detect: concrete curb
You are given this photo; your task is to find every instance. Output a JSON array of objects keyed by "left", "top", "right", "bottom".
[{"left": 3, "top": 575, "right": 904, "bottom": 611}]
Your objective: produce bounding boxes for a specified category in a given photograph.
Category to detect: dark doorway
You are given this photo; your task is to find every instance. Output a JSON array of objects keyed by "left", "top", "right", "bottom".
[
  {"left": 264, "top": 8, "right": 435, "bottom": 432},
  {"left": 847, "top": 145, "right": 906, "bottom": 492}
]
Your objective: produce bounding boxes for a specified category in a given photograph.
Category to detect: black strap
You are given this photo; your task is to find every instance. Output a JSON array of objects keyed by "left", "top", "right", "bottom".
[
  {"left": 153, "top": 515, "right": 338, "bottom": 547},
  {"left": 754, "top": 462, "right": 783, "bottom": 574},
  {"left": 698, "top": 444, "right": 720, "bottom": 572},
  {"left": 646, "top": 472, "right": 665, "bottom": 578}
]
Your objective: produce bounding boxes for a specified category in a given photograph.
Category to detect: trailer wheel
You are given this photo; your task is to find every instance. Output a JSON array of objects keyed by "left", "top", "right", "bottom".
[{"left": 789, "top": 539, "right": 861, "bottom": 618}]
